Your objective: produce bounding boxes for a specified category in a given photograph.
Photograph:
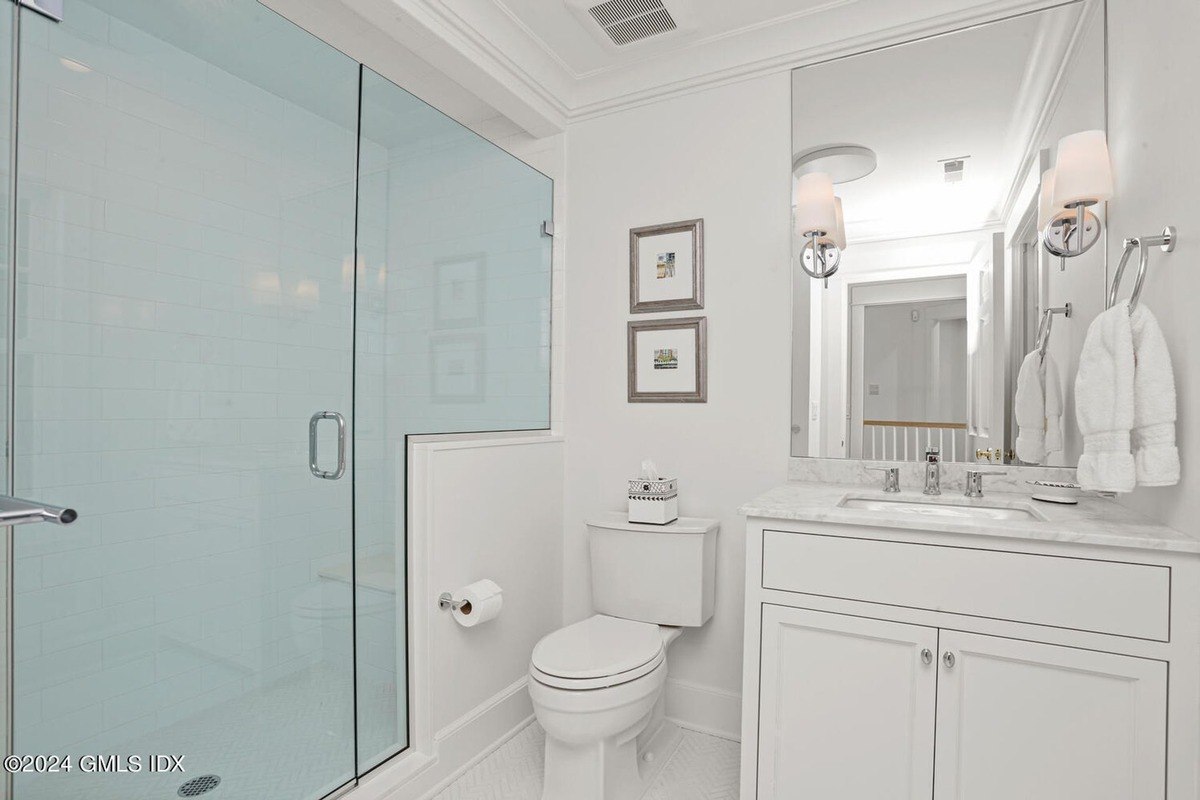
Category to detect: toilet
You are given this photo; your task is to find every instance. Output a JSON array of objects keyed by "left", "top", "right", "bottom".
[{"left": 528, "top": 512, "right": 718, "bottom": 800}]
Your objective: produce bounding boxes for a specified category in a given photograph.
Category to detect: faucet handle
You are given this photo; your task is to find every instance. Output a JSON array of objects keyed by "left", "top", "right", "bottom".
[
  {"left": 866, "top": 466, "right": 901, "bottom": 493},
  {"left": 965, "top": 469, "right": 1008, "bottom": 498}
]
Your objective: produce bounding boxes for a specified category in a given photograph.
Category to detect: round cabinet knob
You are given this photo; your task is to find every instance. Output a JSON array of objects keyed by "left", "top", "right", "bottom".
[
  {"left": 921, "top": 648, "right": 933, "bottom": 665},
  {"left": 942, "top": 651, "right": 956, "bottom": 669}
]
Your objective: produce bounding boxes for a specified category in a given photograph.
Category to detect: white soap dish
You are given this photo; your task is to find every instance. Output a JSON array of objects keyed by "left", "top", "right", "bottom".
[{"left": 1027, "top": 480, "right": 1082, "bottom": 504}]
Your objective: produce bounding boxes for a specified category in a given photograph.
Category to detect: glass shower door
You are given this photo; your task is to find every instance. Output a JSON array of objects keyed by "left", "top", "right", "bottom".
[{"left": 8, "top": 2, "right": 359, "bottom": 799}]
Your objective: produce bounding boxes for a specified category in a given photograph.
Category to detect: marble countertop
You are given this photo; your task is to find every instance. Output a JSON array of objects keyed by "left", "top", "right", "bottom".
[{"left": 740, "top": 481, "right": 1200, "bottom": 554}]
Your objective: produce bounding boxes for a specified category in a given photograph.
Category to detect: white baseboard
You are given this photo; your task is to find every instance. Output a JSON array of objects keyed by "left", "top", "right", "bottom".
[
  {"left": 352, "top": 677, "right": 535, "bottom": 800},
  {"left": 664, "top": 678, "right": 742, "bottom": 741}
]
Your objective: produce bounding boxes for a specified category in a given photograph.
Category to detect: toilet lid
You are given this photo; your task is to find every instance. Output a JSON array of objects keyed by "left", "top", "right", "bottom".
[{"left": 531, "top": 615, "right": 663, "bottom": 680}]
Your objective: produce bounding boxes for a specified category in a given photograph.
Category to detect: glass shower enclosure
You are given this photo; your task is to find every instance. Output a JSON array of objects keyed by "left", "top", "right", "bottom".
[{"left": 0, "top": 1, "right": 553, "bottom": 798}]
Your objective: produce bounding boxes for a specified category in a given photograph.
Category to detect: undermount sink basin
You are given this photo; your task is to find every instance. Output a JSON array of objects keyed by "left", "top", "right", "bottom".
[{"left": 837, "top": 494, "right": 1048, "bottom": 522}]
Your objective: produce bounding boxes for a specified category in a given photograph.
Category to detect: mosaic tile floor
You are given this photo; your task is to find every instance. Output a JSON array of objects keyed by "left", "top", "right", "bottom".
[
  {"left": 14, "top": 662, "right": 383, "bottom": 800},
  {"left": 433, "top": 723, "right": 739, "bottom": 800}
]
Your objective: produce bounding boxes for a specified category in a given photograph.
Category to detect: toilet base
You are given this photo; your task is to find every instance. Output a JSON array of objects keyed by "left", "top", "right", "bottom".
[{"left": 540, "top": 719, "right": 682, "bottom": 800}]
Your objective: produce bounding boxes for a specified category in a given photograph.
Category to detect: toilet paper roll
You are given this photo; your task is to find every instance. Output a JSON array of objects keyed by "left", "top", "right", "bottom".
[{"left": 451, "top": 579, "right": 503, "bottom": 628}]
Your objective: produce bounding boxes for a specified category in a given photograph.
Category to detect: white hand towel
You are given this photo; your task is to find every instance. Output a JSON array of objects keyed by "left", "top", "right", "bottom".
[
  {"left": 1014, "top": 351, "right": 1047, "bottom": 464},
  {"left": 1130, "top": 304, "right": 1180, "bottom": 486},
  {"left": 1075, "top": 301, "right": 1136, "bottom": 492},
  {"left": 1044, "top": 352, "right": 1064, "bottom": 456}
]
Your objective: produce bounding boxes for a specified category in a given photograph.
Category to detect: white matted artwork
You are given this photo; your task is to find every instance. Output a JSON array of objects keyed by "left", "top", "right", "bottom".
[
  {"left": 627, "top": 317, "right": 707, "bottom": 403},
  {"left": 430, "top": 333, "right": 485, "bottom": 403},
  {"left": 434, "top": 254, "right": 486, "bottom": 328},
  {"left": 630, "top": 219, "right": 704, "bottom": 313}
]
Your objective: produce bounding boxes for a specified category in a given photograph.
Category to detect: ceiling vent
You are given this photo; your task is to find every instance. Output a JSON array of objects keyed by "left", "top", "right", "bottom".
[
  {"left": 588, "top": 0, "right": 675, "bottom": 45},
  {"left": 567, "top": 0, "right": 691, "bottom": 49},
  {"left": 940, "top": 156, "right": 969, "bottom": 183}
]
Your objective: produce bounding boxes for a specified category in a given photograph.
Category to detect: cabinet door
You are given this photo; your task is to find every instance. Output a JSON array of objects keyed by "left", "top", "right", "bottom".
[
  {"left": 756, "top": 606, "right": 938, "bottom": 799},
  {"left": 934, "top": 631, "right": 1167, "bottom": 800}
]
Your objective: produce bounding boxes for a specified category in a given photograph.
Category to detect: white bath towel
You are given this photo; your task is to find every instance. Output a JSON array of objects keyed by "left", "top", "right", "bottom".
[
  {"left": 1075, "top": 301, "right": 1136, "bottom": 492},
  {"left": 1130, "top": 304, "right": 1180, "bottom": 486},
  {"left": 1014, "top": 352, "right": 1046, "bottom": 463},
  {"left": 1044, "top": 353, "right": 1064, "bottom": 456},
  {"left": 1014, "top": 350, "right": 1064, "bottom": 464}
]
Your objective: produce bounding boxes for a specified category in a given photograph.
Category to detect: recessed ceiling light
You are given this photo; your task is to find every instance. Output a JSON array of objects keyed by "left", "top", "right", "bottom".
[
  {"left": 59, "top": 57, "right": 91, "bottom": 73},
  {"left": 792, "top": 145, "right": 877, "bottom": 184}
]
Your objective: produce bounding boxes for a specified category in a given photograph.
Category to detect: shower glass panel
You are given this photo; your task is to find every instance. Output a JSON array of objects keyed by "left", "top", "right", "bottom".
[
  {"left": 0, "top": 3, "right": 12, "bottom": 777},
  {"left": 354, "top": 67, "right": 553, "bottom": 769},
  {"left": 10, "top": 2, "right": 359, "bottom": 799}
]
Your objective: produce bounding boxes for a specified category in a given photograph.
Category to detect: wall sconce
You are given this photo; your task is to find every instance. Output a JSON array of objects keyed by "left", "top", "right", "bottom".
[
  {"left": 1041, "top": 129, "right": 1113, "bottom": 259},
  {"left": 794, "top": 172, "right": 845, "bottom": 286}
]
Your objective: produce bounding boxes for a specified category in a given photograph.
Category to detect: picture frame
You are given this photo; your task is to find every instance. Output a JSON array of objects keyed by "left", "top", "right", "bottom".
[
  {"left": 430, "top": 332, "right": 485, "bottom": 403},
  {"left": 434, "top": 253, "right": 487, "bottom": 329},
  {"left": 627, "top": 317, "right": 707, "bottom": 403},
  {"left": 629, "top": 218, "right": 704, "bottom": 313}
]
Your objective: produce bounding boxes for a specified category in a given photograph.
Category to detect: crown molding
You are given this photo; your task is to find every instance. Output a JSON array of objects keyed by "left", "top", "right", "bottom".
[
  {"left": 337, "top": 0, "right": 1086, "bottom": 137},
  {"left": 565, "top": 0, "right": 1082, "bottom": 121},
  {"left": 340, "top": 0, "right": 574, "bottom": 137}
]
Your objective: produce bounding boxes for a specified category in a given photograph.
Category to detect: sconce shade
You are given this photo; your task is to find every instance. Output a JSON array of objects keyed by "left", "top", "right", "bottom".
[
  {"left": 794, "top": 172, "right": 838, "bottom": 236},
  {"left": 1052, "top": 129, "right": 1113, "bottom": 208},
  {"left": 1037, "top": 168, "right": 1057, "bottom": 230},
  {"left": 831, "top": 197, "right": 847, "bottom": 250}
]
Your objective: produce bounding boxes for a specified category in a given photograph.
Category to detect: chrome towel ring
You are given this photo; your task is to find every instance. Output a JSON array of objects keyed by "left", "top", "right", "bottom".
[
  {"left": 1108, "top": 226, "right": 1176, "bottom": 313},
  {"left": 1036, "top": 304, "right": 1072, "bottom": 361}
]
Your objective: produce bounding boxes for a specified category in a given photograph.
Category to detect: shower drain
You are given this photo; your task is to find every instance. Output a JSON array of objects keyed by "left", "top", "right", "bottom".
[{"left": 178, "top": 774, "right": 221, "bottom": 797}]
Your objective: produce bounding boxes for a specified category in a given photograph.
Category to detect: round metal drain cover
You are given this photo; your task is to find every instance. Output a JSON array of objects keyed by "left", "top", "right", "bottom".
[{"left": 178, "top": 775, "right": 221, "bottom": 797}]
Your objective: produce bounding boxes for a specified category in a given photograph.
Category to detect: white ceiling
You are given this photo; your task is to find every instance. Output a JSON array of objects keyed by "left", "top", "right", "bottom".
[
  {"left": 792, "top": 2, "right": 1099, "bottom": 241},
  {"left": 492, "top": 0, "right": 845, "bottom": 77}
]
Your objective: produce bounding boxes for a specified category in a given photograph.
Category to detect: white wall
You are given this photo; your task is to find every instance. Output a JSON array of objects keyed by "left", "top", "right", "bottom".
[
  {"left": 1107, "top": 0, "right": 1200, "bottom": 533},
  {"left": 368, "top": 435, "right": 563, "bottom": 800},
  {"left": 562, "top": 74, "right": 793, "bottom": 735}
]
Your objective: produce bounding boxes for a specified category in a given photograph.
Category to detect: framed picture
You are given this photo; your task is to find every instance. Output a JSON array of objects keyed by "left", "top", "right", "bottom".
[
  {"left": 627, "top": 317, "right": 707, "bottom": 403},
  {"left": 434, "top": 254, "right": 486, "bottom": 329},
  {"left": 629, "top": 218, "right": 703, "bottom": 313},
  {"left": 430, "top": 333, "right": 485, "bottom": 403}
]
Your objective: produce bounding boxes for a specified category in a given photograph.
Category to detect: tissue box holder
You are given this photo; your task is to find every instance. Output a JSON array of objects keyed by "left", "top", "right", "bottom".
[{"left": 628, "top": 478, "right": 679, "bottom": 525}]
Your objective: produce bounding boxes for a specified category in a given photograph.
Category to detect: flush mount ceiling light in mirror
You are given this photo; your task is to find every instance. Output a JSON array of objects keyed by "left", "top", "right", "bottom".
[
  {"left": 1041, "top": 129, "right": 1112, "bottom": 259},
  {"left": 792, "top": 145, "right": 877, "bottom": 184}
]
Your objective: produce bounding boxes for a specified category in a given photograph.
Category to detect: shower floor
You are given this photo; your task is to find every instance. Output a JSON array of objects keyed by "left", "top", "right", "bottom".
[
  {"left": 432, "top": 722, "right": 740, "bottom": 800},
  {"left": 15, "top": 662, "right": 386, "bottom": 800}
]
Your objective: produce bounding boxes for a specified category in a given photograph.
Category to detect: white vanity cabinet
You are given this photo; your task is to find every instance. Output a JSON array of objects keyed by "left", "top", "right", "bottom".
[{"left": 740, "top": 513, "right": 1200, "bottom": 800}]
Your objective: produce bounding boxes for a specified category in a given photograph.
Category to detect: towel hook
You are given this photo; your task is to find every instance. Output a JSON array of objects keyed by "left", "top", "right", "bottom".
[
  {"left": 1036, "top": 304, "right": 1072, "bottom": 361},
  {"left": 1108, "top": 226, "right": 1176, "bottom": 313}
]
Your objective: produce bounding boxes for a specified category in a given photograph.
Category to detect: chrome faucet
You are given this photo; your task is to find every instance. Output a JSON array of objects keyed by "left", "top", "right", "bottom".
[
  {"left": 867, "top": 466, "right": 901, "bottom": 493},
  {"left": 923, "top": 447, "right": 941, "bottom": 495}
]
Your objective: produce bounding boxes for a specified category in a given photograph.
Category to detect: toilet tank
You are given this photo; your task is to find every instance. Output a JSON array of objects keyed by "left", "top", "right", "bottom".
[{"left": 587, "top": 512, "right": 718, "bottom": 627}]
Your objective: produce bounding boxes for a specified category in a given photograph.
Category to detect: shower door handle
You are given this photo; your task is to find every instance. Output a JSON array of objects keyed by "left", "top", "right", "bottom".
[
  {"left": 0, "top": 494, "right": 77, "bottom": 526},
  {"left": 309, "top": 411, "right": 346, "bottom": 480}
]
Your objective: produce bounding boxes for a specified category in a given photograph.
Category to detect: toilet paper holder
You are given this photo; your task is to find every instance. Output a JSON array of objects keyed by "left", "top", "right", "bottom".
[{"left": 438, "top": 592, "right": 469, "bottom": 613}]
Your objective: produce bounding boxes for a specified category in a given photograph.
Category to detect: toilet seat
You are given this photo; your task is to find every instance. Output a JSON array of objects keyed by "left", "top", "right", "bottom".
[{"left": 531, "top": 615, "right": 665, "bottom": 690}]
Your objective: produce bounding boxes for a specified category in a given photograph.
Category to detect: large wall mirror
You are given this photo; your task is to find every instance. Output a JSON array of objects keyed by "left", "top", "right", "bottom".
[{"left": 790, "top": 0, "right": 1106, "bottom": 467}]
